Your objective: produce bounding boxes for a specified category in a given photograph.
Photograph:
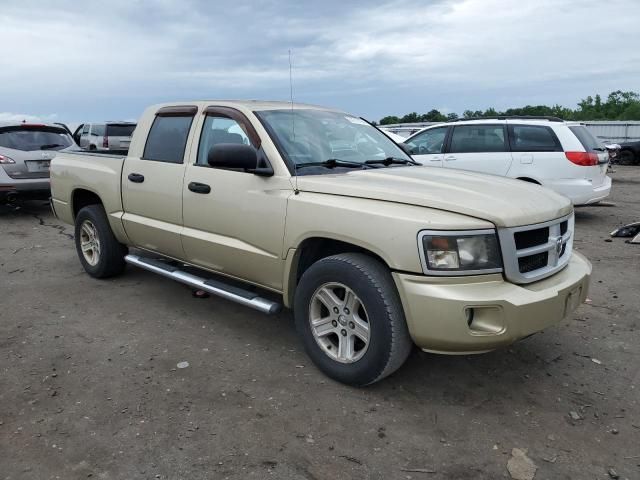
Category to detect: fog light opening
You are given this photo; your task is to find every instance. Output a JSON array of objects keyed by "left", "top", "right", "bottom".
[{"left": 465, "top": 307, "right": 474, "bottom": 327}]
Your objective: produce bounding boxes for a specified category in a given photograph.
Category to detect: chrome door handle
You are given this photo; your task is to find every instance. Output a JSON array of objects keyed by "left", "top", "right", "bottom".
[{"left": 445, "top": 156, "right": 456, "bottom": 161}]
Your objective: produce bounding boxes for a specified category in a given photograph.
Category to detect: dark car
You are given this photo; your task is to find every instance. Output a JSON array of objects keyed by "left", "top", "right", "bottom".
[{"left": 618, "top": 141, "right": 640, "bottom": 165}]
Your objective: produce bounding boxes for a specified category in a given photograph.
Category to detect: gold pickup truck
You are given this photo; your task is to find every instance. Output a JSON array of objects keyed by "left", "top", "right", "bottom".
[{"left": 50, "top": 101, "right": 591, "bottom": 386}]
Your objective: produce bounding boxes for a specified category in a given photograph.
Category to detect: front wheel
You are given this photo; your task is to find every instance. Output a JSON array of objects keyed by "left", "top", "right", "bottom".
[
  {"left": 74, "top": 204, "right": 127, "bottom": 278},
  {"left": 294, "top": 253, "right": 412, "bottom": 386}
]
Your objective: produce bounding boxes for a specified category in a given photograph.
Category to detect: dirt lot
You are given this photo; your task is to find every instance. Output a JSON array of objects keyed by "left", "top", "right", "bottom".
[{"left": 1, "top": 167, "right": 639, "bottom": 480}]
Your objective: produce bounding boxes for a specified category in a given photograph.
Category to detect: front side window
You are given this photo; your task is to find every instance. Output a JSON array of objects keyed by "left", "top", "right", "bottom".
[
  {"left": 509, "top": 125, "right": 561, "bottom": 152},
  {"left": 143, "top": 116, "right": 193, "bottom": 163},
  {"left": 255, "top": 109, "right": 411, "bottom": 173},
  {"left": 196, "top": 116, "right": 251, "bottom": 165},
  {"left": 450, "top": 125, "right": 506, "bottom": 153},
  {"left": 406, "top": 127, "right": 447, "bottom": 154}
]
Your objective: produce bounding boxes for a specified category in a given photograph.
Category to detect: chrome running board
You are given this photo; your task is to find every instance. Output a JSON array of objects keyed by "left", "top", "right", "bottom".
[{"left": 124, "top": 254, "right": 281, "bottom": 315}]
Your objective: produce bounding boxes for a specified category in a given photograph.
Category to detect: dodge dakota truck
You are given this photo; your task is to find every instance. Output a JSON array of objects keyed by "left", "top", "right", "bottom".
[{"left": 50, "top": 101, "right": 592, "bottom": 386}]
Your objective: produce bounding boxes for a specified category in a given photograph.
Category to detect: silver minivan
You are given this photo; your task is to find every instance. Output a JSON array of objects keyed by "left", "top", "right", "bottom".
[{"left": 74, "top": 122, "right": 136, "bottom": 152}]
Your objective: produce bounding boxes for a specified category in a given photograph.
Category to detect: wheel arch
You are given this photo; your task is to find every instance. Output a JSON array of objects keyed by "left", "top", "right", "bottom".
[
  {"left": 283, "top": 235, "right": 391, "bottom": 308},
  {"left": 71, "top": 188, "right": 103, "bottom": 219},
  {"left": 516, "top": 177, "right": 541, "bottom": 185}
]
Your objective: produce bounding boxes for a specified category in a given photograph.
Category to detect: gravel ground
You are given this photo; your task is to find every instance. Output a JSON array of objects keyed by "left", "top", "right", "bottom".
[{"left": 1, "top": 167, "right": 639, "bottom": 480}]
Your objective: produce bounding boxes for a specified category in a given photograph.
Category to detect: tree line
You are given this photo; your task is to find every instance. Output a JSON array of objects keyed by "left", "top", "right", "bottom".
[{"left": 378, "top": 90, "right": 640, "bottom": 125}]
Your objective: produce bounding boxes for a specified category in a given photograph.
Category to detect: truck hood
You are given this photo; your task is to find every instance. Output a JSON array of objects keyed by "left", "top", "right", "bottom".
[{"left": 295, "top": 167, "right": 572, "bottom": 227}]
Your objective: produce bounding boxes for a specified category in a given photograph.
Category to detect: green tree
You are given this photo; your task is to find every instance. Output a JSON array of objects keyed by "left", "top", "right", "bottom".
[{"left": 379, "top": 116, "right": 400, "bottom": 125}]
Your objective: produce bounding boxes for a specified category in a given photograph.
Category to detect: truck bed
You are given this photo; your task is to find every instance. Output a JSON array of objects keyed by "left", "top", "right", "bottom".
[{"left": 50, "top": 150, "right": 127, "bottom": 231}]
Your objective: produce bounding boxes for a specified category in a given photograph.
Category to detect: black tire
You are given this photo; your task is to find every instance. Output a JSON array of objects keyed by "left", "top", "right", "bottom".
[
  {"left": 89, "top": 145, "right": 96, "bottom": 151},
  {"left": 74, "top": 204, "right": 127, "bottom": 278},
  {"left": 618, "top": 149, "right": 637, "bottom": 165},
  {"left": 294, "top": 253, "right": 413, "bottom": 386}
]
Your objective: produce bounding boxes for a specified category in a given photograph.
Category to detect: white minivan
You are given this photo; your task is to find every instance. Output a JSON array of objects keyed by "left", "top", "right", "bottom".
[{"left": 403, "top": 117, "right": 611, "bottom": 205}]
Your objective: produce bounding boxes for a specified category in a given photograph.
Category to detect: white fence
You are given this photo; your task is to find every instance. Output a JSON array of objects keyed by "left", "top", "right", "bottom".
[{"left": 380, "top": 121, "right": 640, "bottom": 143}]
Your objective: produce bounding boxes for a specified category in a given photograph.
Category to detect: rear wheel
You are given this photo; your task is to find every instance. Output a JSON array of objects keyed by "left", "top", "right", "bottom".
[
  {"left": 74, "top": 205, "right": 127, "bottom": 278},
  {"left": 294, "top": 253, "right": 412, "bottom": 386}
]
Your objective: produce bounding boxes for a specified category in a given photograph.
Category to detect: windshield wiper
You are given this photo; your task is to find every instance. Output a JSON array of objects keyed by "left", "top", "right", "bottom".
[
  {"left": 364, "top": 156, "right": 420, "bottom": 166},
  {"left": 296, "top": 158, "right": 377, "bottom": 170},
  {"left": 592, "top": 147, "right": 605, "bottom": 151},
  {"left": 40, "top": 143, "right": 64, "bottom": 150}
]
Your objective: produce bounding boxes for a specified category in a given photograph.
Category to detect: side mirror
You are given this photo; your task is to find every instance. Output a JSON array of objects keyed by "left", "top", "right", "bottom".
[{"left": 208, "top": 143, "right": 273, "bottom": 176}]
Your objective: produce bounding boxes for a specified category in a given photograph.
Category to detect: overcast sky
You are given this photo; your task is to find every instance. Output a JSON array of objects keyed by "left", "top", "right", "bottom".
[{"left": 1, "top": 0, "right": 639, "bottom": 125}]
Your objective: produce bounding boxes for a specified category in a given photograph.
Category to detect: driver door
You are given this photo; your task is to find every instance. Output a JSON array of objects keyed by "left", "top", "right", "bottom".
[
  {"left": 405, "top": 126, "right": 448, "bottom": 167},
  {"left": 181, "top": 107, "right": 290, "bottom": 291}
]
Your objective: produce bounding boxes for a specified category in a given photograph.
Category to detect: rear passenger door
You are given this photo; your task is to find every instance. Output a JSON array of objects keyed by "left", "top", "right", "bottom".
[
  {"left": 404, "top": 126, "right": 448, "bottom": 167},
  {"left": 506, "top": 124, "right": 563, "bottom": 182},
  {"left": 121, "top": 106, "right": 198, "bottom": 259},
  {"left": 444, "top": 124, "right": 512, "bottom": 176}
]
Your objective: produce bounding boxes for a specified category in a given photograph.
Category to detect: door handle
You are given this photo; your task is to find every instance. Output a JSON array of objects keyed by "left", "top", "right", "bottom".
[
  {"left": 430, "top": 157, "right": 442, "bottom": 162},
  {"left": 444, "top": 156, "right": 457, "bottom": 161},
  {"left": 188, "top": 182, "right": 211, "bottom": 194},
  {"left": 128, "top": 173, "right": 145, "bottom": 183}
]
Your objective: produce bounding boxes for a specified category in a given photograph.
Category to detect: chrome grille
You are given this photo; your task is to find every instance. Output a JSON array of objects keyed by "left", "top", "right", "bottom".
[{"left": 498, "top": 213, "right": 574, "bottom": 284}]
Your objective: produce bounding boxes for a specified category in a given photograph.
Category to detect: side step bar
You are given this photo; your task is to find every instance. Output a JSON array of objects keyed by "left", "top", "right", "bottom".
[{"left": 124, "top": 254, "right": 282, "bottom": 315}]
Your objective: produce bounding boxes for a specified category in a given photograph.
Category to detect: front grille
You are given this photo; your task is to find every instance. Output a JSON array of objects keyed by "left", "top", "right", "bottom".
[
  {"left": 498, "top": 213, "right": 574, "bottom": 284},
  {"left": 514, "top": 227, "right": 549, "bottom": 249},
  {"left": 518, "top": 252, "right": 548, "bottom": 273}
]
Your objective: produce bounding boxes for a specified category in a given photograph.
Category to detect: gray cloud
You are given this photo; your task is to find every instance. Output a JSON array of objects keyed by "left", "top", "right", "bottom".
[{"left": 1, "top": 0, "right": 639, "bottom": 123}]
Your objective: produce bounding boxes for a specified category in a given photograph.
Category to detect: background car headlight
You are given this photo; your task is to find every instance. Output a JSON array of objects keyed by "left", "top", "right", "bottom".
[{"left": 418, "top": 230, "right": 502, "bottom": 274}]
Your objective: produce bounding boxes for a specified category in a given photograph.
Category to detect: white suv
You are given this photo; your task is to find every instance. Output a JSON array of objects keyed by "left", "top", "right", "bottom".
[{"left": 403, "top": 117, "right": 611, "bottom": 205}]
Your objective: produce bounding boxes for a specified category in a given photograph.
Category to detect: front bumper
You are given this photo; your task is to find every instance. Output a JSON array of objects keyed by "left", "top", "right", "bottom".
[{"left": 393, "top": 252, "right": 591, "bottom": 354}]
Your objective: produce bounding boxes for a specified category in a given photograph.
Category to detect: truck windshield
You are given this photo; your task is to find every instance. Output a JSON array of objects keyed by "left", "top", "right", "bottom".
[
  {"left": 255, "top": 109, "right": 412, "bottom": 173},
  {"left": 0, "top": 126, "right": 73, "bottom": 151}
]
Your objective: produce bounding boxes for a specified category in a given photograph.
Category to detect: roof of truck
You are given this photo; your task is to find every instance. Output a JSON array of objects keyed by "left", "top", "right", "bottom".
[{"left": 148, "top": 100, "right": 343, "bottom": 112}]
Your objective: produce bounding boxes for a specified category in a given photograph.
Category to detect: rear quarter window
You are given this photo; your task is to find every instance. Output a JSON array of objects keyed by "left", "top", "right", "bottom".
[{"left": 568, "top": 126, "right": 602, "bottom": 152}]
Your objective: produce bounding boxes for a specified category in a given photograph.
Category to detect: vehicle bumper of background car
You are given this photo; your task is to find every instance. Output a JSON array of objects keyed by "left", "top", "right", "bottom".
[
  {"left": 393, "top": 252, "right": 591, "bottom": 354},
  {"left": 546, "top": 176, "right": 612, "bottom": 205},
  {"left": 0, "top": 178, "right": 51, "bottom": 202}
]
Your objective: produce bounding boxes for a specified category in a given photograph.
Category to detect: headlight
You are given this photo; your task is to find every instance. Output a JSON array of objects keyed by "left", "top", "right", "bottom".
[{"left": 418, "top": 230, "right": 502, "bottom": 275}]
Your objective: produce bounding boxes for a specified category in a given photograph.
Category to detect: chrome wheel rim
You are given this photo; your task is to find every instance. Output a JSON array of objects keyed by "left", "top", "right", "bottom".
[
  {"left": 309, "top": 282, "right": 370, "bottom": 364},
  {"left": 79, "top": 220, "right": 101, "bottom": 266}
]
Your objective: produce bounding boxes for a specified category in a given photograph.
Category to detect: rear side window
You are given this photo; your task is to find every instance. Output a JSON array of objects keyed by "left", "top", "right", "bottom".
[
  {"left": 107, "top": 124, "right": 136, "bottom": 137},
  {"left": 143, "top": 116, "right": 193, "bottom": 163},
  {"left": 569, "top": 125, "right": 602, "bottom": 152},
  {"left": 509, "top": 125, "right": 561, "bottom": 152},
  {"left": 91, "top": 124, "right": 106, "bottom": 136},
  {"left": 82, "top": 124, "right": 90, "bottom": 134},
  {"left": 449, "top": 125, "right": 506, "bottom": 153},
  {"left": 0, "top": 126, "right": 73, "bottom": 151}
]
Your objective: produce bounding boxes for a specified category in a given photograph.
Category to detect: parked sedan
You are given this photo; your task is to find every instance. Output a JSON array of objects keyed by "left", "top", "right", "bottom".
[{"left": 0, "top": 122, "right": 75, "bottom": 203}]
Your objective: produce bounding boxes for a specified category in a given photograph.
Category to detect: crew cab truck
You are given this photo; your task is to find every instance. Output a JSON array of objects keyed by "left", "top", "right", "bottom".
[{"left": 50, "top": 101, "right": 592, "bottom": 386}]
